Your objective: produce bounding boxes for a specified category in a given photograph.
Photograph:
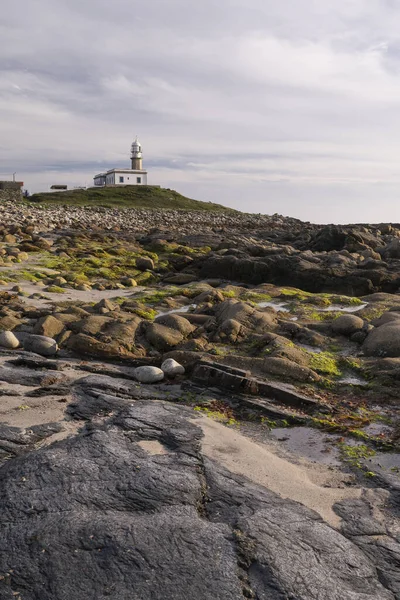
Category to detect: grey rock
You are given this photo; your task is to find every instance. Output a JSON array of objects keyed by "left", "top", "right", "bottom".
[
  {"left": 351, "top": 331, "right": 368, "bottom": 344},
  {"left": 0, "top": 365, "right": 66, "bottom": 386},
  {"left": 145, "top": 322, "right": 184, "bottom": 351},
  {"left": 136, "top": 256, "right": 155, "bottom": 271},
  {"left": 217, "top": 318, "right": 243, "bottom": 342},
  {"left": 162, "top": 273, "right": 197, "bottom": 284},
  {"left": 161, "top": 358, "right": 185, "bottom": 377},
  {"left": 215, "top": 299, "right": 276, "bottom": 331},
  {"left": 332, "top": 314, "right": 364, "bottom": 336},
  {"left": 372, "top": 312, "right": 400, "bottom": 327},
  {"left": 334, "top": 497, "right": 400, "bottom": 597},
  {"left": 0, "top": 421, "right": 63, "bottom": 460},
  {"left": 23, "top": 334, "right": 58, "bottom": 356},
  {"left": 0, "top": 330, "right": 19, "bottom": 349},
  {"left": 33, "top": 314, "right": 65, "bottom": 338},
  {"left": 155, "top": 313, "right": 195, "bottom": 336},
  {"left": 134, "top": 365, "right": 164, "bottom": 383},
  {"left": 0, "top": 401, "right": 394, "bottom": 599},
  {"left": 362, "top": 323, "right": 400, "bottom": 357}
]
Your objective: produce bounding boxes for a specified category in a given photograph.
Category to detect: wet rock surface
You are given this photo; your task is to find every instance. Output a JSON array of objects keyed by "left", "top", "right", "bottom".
[{"left": 0, "top": 398, "right": 396, "bottom": 600}]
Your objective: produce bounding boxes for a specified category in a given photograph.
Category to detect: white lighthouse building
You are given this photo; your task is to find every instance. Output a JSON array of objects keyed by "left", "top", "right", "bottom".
[{"left": 93, "top": 137, "right": 148, "bottom": 187}]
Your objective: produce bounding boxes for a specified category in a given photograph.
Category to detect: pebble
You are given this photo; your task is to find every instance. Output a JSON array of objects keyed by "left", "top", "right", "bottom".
[
  {"left": 134, "top": 366, "right": 164, "bottom": 383},
  {"left": 0, "top": 201, "right": 295, "bottom": 234},
  {"left": 0, "top": 330, "right": 20, "bottom": 349},
  {"left": 161, "top": 358, "right": 185, "bottom": 377}
]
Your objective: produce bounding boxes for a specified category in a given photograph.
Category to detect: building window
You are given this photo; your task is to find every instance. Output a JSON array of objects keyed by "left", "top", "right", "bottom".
[
  {"left": 137, "top": 177, "right": 141, "bottom": 184},
  {"left": 119, "top": 176, "right": 124, "bottom": 183}
]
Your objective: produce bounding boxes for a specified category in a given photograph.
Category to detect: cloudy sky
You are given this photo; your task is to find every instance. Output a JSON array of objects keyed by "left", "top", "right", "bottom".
[{"left": 2, "top": 1, "right": 400, "bottom": 223}]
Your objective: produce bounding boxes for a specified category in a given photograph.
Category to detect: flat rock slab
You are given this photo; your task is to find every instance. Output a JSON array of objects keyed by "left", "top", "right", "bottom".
[
  {"left": 0, "top": 400, "right": 395, "bottom": 599},
  {"left": 0, "top": 365, "right": 67, "bottom": 387},
  {"left": 0, "top": 421, "right": 63, "bottom": 460},
  {"left": 192, "top": 360, "right": 321, "bottom": 410}
]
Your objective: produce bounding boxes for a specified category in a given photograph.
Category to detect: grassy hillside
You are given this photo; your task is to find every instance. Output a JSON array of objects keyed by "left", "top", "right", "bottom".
[{"left": 29, "top": 185, "right": 235, "bottom": 212}]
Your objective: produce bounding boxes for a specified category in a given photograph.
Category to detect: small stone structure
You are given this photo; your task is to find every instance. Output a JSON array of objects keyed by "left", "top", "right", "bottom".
[
  {"left": 0, "top": 181, "right": 23, "bottom": 202},
  {"left": 50, "top": 185, "right": 68, "bottom": 191}
]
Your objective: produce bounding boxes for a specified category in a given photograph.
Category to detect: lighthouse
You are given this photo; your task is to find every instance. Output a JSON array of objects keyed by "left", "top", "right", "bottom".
[
  {"left": 131, "top": 137, "right": 143, "bottom": 170},
  {"left": 93, "top": 137, "right": 148, "bottom": 187}
]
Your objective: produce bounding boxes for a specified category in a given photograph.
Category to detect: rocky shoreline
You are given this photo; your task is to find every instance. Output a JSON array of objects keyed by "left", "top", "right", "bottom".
[{"left": 0, "top": 203, "right": 399, "bottom": 598}]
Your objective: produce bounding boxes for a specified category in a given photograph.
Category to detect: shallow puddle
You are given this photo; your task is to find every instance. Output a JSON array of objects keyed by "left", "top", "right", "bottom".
[
  {"left": 318, "top": 303, "right": 368, "bottom": 313},
  {"left": 156, "top": 304, "right": 197, "bottom": 317},
  {"left": 362, "top": 422, "right": 392, "bottom": 436},
  {"left": 338, "top": 374, "right": 369, "bottom": 386},
  {"left": 297, "top": 344, "right": 323, "bottom": 354},
  {"left": 270, "top": 426, "right": 341, "bottom": 466},
  {"left": 257, "top": 301, "right": 290, "bottom": 313}
]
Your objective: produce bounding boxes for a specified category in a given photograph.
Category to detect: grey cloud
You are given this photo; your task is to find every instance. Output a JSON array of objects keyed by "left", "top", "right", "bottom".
[{"left": 1, "top": 1, "right": 400, "bottom": 222}]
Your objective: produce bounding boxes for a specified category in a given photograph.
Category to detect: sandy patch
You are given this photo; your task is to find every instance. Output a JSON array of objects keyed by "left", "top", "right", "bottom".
[
  {"left": 37, "top": 420, "right": 83, "bottom": 446},
  {"left": 0, "top": 282, "right": 145, "bottom": 308},
  {"left": 195, "top": 416, "right": 361, "bottom": 527},
  {"left": 137, "top": 440, "right": 169, "bottom": 455},
  {"left": 0, "top": 389, "right": 71, "bottom": 428}
]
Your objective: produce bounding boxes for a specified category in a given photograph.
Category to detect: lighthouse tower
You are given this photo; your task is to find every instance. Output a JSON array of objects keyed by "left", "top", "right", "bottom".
[{"left": 131, "top": 137, "right": 143, "bottom": 170}]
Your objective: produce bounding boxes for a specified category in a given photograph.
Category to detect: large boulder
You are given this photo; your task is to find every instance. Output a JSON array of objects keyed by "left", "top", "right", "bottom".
[
  {"left": 362, "top": 323, "right": 400, "bottom": 357},
  {"left": 371, "top": 312, "right": 400, "bottom": 327},
  {"left": 33, "top": 315, "right": 65, "bottom": 338},
  {"left": 155, "top": 314, "right": 195, "bottom": 336},
  {"left": 214, "top": 300, "right": 276, "bottom": 333},
  {"left": 0, "top": 330, "right": 19, "bottom": 349},
  {"left": 332, "top": 314, "right": 364, "bottom": 336},
  {"left": 67, "top": 333, "right": 138, "bottom": 359},
  {"left": 145, "top": 323, "right": 184, "bottom": 352},
  {"left": 383, "top": 238, "right": 400, "bottom": 259},
  {"left": 119, "top": 277, "right": 136, "bottom": 288},
  {"left": 3, "top": 233, "right": 17, "bottom": 244},
  {"left": 23, "top": 334, "right": 58, "bottom": 357},
  {"left": 193, "top": 289, "right": 225, "bottom": 305},
  {"left": 216, "top": 318, "right": 243, "bottom": 343},
  {"left": 93, "top": 298, "right": 118, "bottom": 313},
  {"left": 103, "top": 317, "right": 142, "bottom": 344},
  {"left": 52, "top": 312, "right": 82, "bottom": 326},
  {"left": 70, "top": 315, "right": 112, "bottom": 336},
  {"left": 136, "top": 256, "right": 155, "bottom": 271},
  {"left": 0, "top": 315, "right": 21, "bottom": 331}
]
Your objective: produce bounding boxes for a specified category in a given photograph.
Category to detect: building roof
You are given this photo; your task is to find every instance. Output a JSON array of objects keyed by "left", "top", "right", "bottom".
[
  {"left": 94, "top": 169, "right": 147, "bottom": 177},
  {"left": 105, "top": 169, "right": 147, "bottom": 174}
]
